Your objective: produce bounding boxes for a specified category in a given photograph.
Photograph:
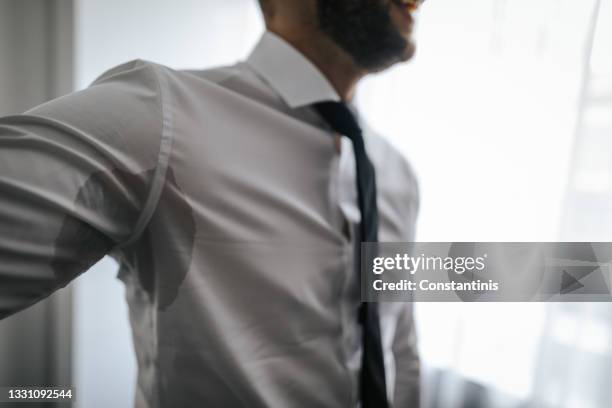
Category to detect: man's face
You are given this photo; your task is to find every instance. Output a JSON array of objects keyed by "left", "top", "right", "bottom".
[{"left": 316, "top": 0, "right": 420, "bottom": 72}]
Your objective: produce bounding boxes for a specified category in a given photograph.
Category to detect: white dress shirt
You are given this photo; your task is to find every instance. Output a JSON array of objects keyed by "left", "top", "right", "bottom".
[{"left": 0, "top": 32, "right": 420, "bottom": 407}]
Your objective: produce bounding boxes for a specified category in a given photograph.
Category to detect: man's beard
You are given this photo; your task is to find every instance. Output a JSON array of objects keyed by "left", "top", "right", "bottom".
[{"left": 317, "top": 0, "right": 412, "bottom": 71}]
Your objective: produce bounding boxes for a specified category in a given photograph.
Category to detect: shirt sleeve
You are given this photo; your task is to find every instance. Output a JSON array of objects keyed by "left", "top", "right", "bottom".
[
  {"left": 392, "top": 155, "right": 421, "bottom": 407},
  {"left": 0, "top": 59, "right": 167, "bottom": 320},
  {"left": 392, "top": 304, "right": 421, "bottom": 407}
]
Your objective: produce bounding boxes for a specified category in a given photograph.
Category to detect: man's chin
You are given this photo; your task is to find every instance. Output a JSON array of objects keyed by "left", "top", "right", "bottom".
[{"left": 367, "top": 42, "right": 416, "bottom": 73}]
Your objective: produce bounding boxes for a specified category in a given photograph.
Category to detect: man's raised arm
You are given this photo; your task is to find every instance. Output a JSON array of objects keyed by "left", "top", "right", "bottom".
[{"left": 0, "top": 60, "right": 166, "bottom": 319}]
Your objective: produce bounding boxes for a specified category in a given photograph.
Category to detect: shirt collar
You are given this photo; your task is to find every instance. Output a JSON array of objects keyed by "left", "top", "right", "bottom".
[{"left": 246, "top": 31, "right": 341, "bottom": 109}]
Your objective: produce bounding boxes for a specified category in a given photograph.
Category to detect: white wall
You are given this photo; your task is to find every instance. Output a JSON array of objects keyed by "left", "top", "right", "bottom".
[
  {"left": 75, "top": 0, "right": 263, "bottom": 88},
  {"left": 72, "top": 1, "right": 263, "bottom": 407}
]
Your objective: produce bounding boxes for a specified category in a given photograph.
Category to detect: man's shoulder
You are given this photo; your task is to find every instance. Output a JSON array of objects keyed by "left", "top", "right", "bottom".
[
  {"left": 97, "top": 60, "right": 281, "bottom": 109},
  {"left": 90, "top": 59, "right": 161, "bottom": 88},
  {"left": 179, "top": 64, "right": 245, "bottom": 85},
  {"left": 91, "top": 59, "right": 243, "bottom": 89}
]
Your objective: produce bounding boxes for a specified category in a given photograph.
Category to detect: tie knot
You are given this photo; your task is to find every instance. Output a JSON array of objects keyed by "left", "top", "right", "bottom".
[{"left": 313, "top": 101, "right": 362, "bottom": 140}]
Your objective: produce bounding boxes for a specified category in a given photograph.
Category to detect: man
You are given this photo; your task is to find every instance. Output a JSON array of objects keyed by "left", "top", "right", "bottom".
[{"left": 0, "top": 0, "right": 422, "bottom": 406}]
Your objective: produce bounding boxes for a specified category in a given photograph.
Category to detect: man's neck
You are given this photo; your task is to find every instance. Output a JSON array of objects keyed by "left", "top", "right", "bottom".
[{"left": 268, "top": 27, "right": 366, "bottom": 102}]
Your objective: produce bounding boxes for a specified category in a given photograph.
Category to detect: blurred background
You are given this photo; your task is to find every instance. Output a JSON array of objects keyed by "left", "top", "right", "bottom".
[{"left": 0, "top": 0, "right": 610, "bottom": 407}]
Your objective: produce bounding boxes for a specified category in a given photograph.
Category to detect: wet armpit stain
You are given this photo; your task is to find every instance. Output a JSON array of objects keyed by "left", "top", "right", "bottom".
[
  {"left": 116, "top": 167, "right": 196, "bottom": 310},
  {"left": 50, "top": 168, "right": 148, "bottom": 285},
  {"left": 52, "top": 166, "right": 196, "bottom": 311}
]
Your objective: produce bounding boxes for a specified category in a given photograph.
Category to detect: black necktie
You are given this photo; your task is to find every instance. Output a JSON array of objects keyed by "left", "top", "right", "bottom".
[{"left": 313, "top": 101, "right": 388, "bottom": 408}]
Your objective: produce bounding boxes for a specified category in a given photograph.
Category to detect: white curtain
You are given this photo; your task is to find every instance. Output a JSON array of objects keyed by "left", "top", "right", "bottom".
[{"left": 356, "top": 0, "right": 612, "bottom": 407}]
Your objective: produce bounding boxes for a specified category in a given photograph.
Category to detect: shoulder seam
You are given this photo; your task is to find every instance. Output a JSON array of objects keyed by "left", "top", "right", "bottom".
[{"left": 115, "top": 61, "right": 174, "bottom": 248}]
